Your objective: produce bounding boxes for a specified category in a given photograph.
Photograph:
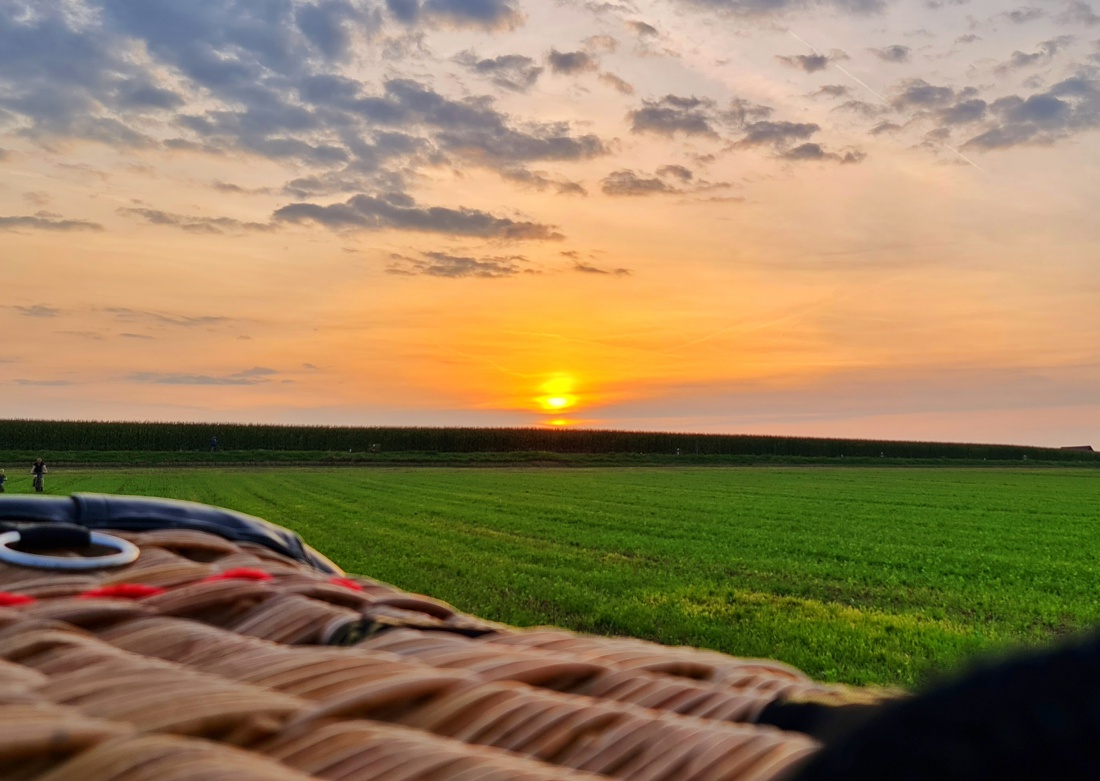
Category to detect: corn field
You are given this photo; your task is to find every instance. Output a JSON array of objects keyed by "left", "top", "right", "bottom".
[{"left": 0, "top": 419, "right": 1095, "bottom": 461}]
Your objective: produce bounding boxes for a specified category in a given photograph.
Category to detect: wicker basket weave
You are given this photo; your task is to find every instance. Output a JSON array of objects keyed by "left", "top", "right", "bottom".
[{"left": 0, "top": 526, "right": 887, "bottom": 780}]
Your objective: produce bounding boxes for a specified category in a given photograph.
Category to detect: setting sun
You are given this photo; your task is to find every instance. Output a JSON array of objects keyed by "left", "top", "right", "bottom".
[
  {"left": 543, "top": 395, "right": 574, "bottom": 410},
  {"left": 536, "top": 374, "right": 579, "bottom": 413}
]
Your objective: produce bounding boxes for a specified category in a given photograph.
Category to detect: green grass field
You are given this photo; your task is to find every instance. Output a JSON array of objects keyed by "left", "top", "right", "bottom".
[{"left": 5, "top": 466, "right": 1100, "bottom": 688}]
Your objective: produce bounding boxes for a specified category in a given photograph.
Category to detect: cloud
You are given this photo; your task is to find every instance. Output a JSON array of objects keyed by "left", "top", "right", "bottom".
[
  {"left": 120, "top": 333, "right": 154, "bottom": 339},
  {"left": 962, "top": 75, "right": 1100, "bottom": 149},
  {"left": 777, "top": 53, "right": 831, "bottom": 72},
  {"left": 628, "top": 20, "right": 659, "bottom": 36},
  {"left": 572, "top": 262, "right": 630, "bottom": 275},
  {"left": 390, "top": 0, "right": 524, "bottom": 29},
  {"left": 891, "top": 79, "right": 970, "bottom": 110},
  {"left": 628, "top": 94, "right": 760, "bottom": 136},
  {"left": 1060, "top": 1, "right": 1100, "bottom": 26},
  {"left": 13, "top": 379, "right": 75, "bottom": 386},
  {"left": 779, "top": 143, "right": 867, "bottom": 163},
  {"left": 274, "top": 193, "right": 564, "bottom": 240},
  {"left": 454, "top": 51, "right": 543, "bottom": 92},
  {"left": 104, "top": 308, "right": 233, "bottom": 328},
  {"left": 870, "top": 121, "right": 902, "bottom": 134},
  {"left": 599, "top": 72, "right": 635, "bottom": 94},
  {"left": 630, "top": 95, "right": 717, "bottom": 136},
  {"left": 656, "top": 164, "right": 694, "bottom": 182},
  {"left": 0, "top": 214, "right": 103, "bottom": 232},
  {"left": 994, "top": 36, "right": 1075, "bottom": 74},
  {"left": 813, "top": 85, "right": 851, "bottom": 98},
  {"left": 736, "top": 120, "right": 820, "bottom": 148},
  {"left": 937, "top": 98, "right": 988, "bottom": 125},
  {"left": 870, "top": 45, "right": 911, "bottom": 62},
  {"left": 601, "top": 169, "right": 681, "bottom": 196},
  {"left": 119, "top": 207, "right": 273, "bottom": 234},
  {"left": 387, "top": 250, "right": 530, "bottom": 277},
  {"left": 670, "top": 0, "right": 887, "bottom": 17},
  {"left": 13, "top": 305, "right": 61, "bottom": 318},
  {"left": 1004, "top": 6, "right": 1045, "bottom": 24},
  {"left": 548, "top": 49, "right": 599, "bottom": 74},
  {"left": 128, "top": 367, "right": 278, "bottom": 386}
]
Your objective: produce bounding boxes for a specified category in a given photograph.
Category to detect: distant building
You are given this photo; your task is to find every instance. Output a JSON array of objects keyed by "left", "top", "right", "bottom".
[{"left": 1060, "top": 445, "right": 1095, "bottom": 452}]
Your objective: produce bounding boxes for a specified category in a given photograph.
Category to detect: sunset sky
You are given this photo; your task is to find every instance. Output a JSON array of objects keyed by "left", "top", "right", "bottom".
[{"left": 3, "top": 0, "right": 1100, "bottom": 446}]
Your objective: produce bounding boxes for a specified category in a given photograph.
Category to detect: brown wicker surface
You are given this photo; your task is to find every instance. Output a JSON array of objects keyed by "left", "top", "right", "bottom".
[{"left": 0, "top": 527, "right": 883, "bottom": 780}]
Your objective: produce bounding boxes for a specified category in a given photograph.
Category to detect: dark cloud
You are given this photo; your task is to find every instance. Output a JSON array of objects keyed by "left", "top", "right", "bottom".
[
  {"left": 1004, "top": 6, "right": 1045, "bottom": 24},
  {"left": 104, "top": 308, "right": 233, "bottom": 328},
  {"left": 13, "top": 305, "right": 61, "bottom": 318},
  {"left": 871, "top": 44, "right": 911, "bottom": 62},
  {"left": 454, "top": 51, "right": 542, "bottom": 92},
  {"left": 573, "top": 262, "right": 630, "bottom": 275},
  {"left": 362, "top": 79, "right": 608, "bottom": 165},
  {"left": 779, "top": 143, "right": 866, "bottom": 163},
  {"left": 601, "top": 169, "right": 681, "bottom": 196},
  {"left": 0, "top": 214, "right": 103, "bottom": 232},
  {"left": 871, "top": 120, "right": 902, "bottom": 134},
  {"left": 274, "top": 193, "right": 563, "bottom": 240},
  {"left": 891, "top": 79, "right": 968, "bottom": 109},
  {"left": 0, "top": 1, "right": 596, "bottom": 204},
  {"left": 599, "top": 72, "right": 635, "bottom": 94},
  {"left": 628, "top": 20, "right": 659, "bottom": 36},
  {"left": 420, "top": 0, "right": 523, "bottom": 29},
  {"left": 813, "top": 85, "right": 852, "bottom": 98},
  {"left": 388, "top": 250, "right": 529, "bottom": 278},
  {"left": 994, "top": 36, "right": 1075, "bottom": 73},
  {"left": 962, "top": 75, "right": 1100, "bottom": 149},
  {"left": 119, "top": 207, "right": 273, "bottom": 234},
  {"left": 671, "top": 0, "right": 887, "bottom": 16},
  {"left": 777, "top": 53, "right": 831, "bottom": 72},
  {"left": 119, "top": 333, "right": 154, "bottom": 340},
  {"left": 656, "top": 164, "right": 694, "bottom": 182},
  {"left": 14, "top": 379, "right": 75, "bottom": 386},
  {"left": 629, "top": 95, "right": 719, "bottom": 136},
  {"left": 501, "top": 168, "right": 588, "bottom": 195},
  {"left": 938, "top": 98, "right": 988, "bottom": 125},
  {"left": 1060, "top": 2, "right": 1100, "bottom": 26},
  {"left": 736, "top": 121, "right": 820, "bottom": 148},
  {"left": 548, "top": 49, "right": 599, "bottom": 74},
  {"left": 833, "top": 100, "right": 889, "bottom": 118},
  {"left": 956, "top": 34, "right": 981, "bottom": 44},
  {"left": 128, "top": 368, "right": 277, "bottom": 386}
]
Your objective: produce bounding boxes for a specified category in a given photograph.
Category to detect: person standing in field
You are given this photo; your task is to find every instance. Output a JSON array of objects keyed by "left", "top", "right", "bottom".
[
  {"left": 31, "top": 458, "right": 47, "bottom": 493},
  {"left": 0, "top": 469, "right": 6, "bottom": 492},
  {"left": 209, "top": 435, "right": 218, "bottom": 452}
]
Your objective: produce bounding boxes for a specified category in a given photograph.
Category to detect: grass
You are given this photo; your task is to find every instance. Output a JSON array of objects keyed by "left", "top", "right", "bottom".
[{"left": 5, "top": 466, "right": 1100, "bottom": 688}]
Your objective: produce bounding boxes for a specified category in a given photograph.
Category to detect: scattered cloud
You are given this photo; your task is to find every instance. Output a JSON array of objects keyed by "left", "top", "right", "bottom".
[
  {"left": 1060, "top": 2, "right": 1100, "bottom": 26},
  {"left": 548, "top": 49, "right": 600, "bottom": 74},
  {"left": 387, "top": 250, "right": 531, "bottom": 277},
  {"left": 274, "top": 193, "right": 564, "bottom": 240},
  {"left": 0, "top": 214, "right": 103, "bottom": 232},
  {"left": 870, "top": 44, "right": 912, "bottom": 62},
  {"left": 573, "top": 262, "right": 630, "bottom": 275},
  {"left": 13, "top": 379, "right": 75, "bottom": 386},
  {"left": 961, "top": 75, "right": 1100, "bottom": 149},
  {"left": 13, "top": 305, "right": 61, "bottom": 318},
  {"left": 1004, "top": 6, "right": 1045, "bottom": 24},
  {"left": 104, "top": 308, "right": 233, "bottom": 328},
  {"left": 128, "top": 367, "right": 278, "bottom": 386},
  {"left": 777, "top": 53, "right": 831, "bottom": 72},
  {"left": 994, "top": 36, "right": 1075, "bottom": 74},
  {"left": 599, "top": 72, "right": 635, "bottom": 94},
  {"left": 454, "top": 51, "right": 543, "bottom": 92},
  {"left": 601, "top": 169, "right": 682, "bottom": 196},
  {"left": 119, "top": 208, "right": 273, "bottom": 234}
]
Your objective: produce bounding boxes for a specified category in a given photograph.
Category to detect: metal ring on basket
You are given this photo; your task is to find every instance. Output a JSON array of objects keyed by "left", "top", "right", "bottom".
[{"left": 0, "top": 530, "right": 140, "bottom": 570}]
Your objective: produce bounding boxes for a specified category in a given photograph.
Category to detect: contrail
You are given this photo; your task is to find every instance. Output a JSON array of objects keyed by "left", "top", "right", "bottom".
[{"left": 787, "top": 29, "right": 984, "bottom": 171}]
